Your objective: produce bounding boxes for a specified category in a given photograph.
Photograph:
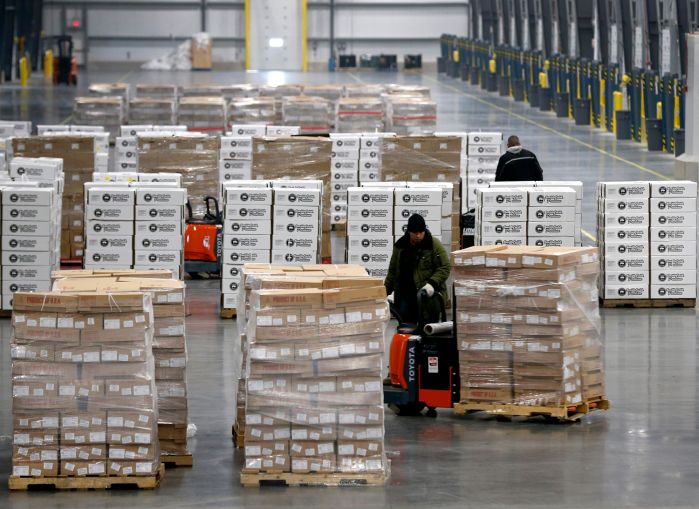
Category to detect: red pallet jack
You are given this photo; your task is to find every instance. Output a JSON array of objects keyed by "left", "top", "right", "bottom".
[
  {"left": 384, "top": 290, "right": 459, "bottom": 417},
  {"left": 184, "top": 196, "right": 222, "bottom": 276}
]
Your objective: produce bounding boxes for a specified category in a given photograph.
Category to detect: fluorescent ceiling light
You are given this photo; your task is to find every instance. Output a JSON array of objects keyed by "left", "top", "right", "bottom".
[{"left": 269, "top": 38, "right": 284, "bottom": 48}]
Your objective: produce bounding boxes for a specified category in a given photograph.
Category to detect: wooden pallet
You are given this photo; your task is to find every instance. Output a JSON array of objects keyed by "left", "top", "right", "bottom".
[
  {"left": 600, "top": 298, "right": 695, "bottom": 309},
  {"left": 0, "top": 310, "right": 11, "bottom": 318},
  {"left": 232, "top": 423, "right": 244, "bottom": 448},
  {"left": 162, "top": 453, "right": 193, "bottom": 467},
  {"left": 8, "top": 463, "right": 165, "bottom": 491},
  {"left": 241, "top": 462, "right": 390, "bottom": 487},
  {"left": 453, "top": 398, "right": 610, "bottom": 422},
  {"left": 221, "top": 308, "right": 237, "bottom": 319}
]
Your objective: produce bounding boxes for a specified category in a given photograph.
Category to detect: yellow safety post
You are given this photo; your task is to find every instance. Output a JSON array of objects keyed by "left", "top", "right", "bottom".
[
  {"left": 600, "top": 77, "right": 606, "bottom": 128},
  {"left": 19, "top": 56, "right": 28, "bottom": 87},
  {"left": 673, "top": 83, "right": 680, "bottom": 130},
  {"left": 612, "top": 91, "right": 623, "bottom": 135},
  {"left": 453, "top": 49, "right": 460, "bottom": 63},
  {"left": 538, "top": 71, "right": 548, "bottom": 89},
  {"left": 656, "top": 101, "right": 663, "bottom": 120},
  {"left": 489, "top": 57, "right": 496, "bottom": 74},
  {"left": 43, "top": 50, "right": 53, "bottom": 82}
]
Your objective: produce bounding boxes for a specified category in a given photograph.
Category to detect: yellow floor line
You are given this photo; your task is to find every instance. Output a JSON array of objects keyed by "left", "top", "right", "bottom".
[
  {"left": 423, "top": 75, "right": 671, "bottom": 181},
  {"left": 581, "top": 229, "right": 597, "bottom": 242}
]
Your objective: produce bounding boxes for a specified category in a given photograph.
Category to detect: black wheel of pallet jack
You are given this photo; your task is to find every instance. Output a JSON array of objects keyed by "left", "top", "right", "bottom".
[
  {"left": 425, "top": 408, "right": 437, "bottom": 418},
  {"left": 389, "top": 402, "right": 426, "bottom": 416}
]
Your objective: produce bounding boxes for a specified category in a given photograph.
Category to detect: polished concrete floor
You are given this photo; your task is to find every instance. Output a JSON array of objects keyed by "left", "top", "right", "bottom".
[{"left": 1, "top": 66, "right": 697, "bottom": 508}]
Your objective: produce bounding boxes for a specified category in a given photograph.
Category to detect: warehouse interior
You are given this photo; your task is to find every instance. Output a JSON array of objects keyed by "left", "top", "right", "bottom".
[{"left": 0, "top": 1, "right": 698, "bottom": 508}]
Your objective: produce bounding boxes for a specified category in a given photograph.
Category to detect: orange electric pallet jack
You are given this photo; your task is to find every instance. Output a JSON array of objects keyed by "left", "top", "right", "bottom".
[
  {"left": 384, "top": 290, "right": 458, "bottom": 416},
  {"left": 184, "top": 196, "right": 222, "bottom": 276}
]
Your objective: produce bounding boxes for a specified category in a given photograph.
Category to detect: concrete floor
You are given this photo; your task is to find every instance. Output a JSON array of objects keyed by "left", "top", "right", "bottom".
[{"left": 1, "top": 65, "right": 698, "bottom": 508}]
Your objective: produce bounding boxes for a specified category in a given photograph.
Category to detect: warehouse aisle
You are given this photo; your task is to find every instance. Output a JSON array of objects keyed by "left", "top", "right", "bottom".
[{"left": 1, "top": 69, "right": 697, "bottom": 508}]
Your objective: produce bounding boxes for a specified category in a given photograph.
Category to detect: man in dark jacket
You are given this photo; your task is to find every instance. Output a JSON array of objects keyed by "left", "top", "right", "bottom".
[
  {"left": 384, "top": 214, "right": 451, "bottom": 324},
  {"left": 495, "top": 135, "right": 544, "bottom": 182}
]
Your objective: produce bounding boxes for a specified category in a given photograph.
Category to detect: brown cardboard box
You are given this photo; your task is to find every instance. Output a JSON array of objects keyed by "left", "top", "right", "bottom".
[
  {"left": 245, "top": 407, "right": 290, "bottom": 426},
  {"left": 337, "top": 406, "right": 384, "bottom": 425},
  {"left": 100, "top": 345, "right": 148, "bottom": 363},
  {"left": 460, "top": 387, "right": 514, "bottom": 402},
  {"left": 107, "top": 410, "right": 156, "bottom": 430},
  {"left": 13, "top": 445, "right": 59, "bottom": 462},
  {"left": 13, "top": 379, "right": 58, "bottom": 398},
  {"left": 13, "top": 430, "right": 59, "bottom": 446},
  {"left": 54, "top": 345, "right": 101, "bottom": 363},
  {"left": 12, "top": 461, "right": 60, "bottom": 477},
  {"left": 153, "top": 316, "right": 185, "bottom": 336},
  {"left": 243, "top": 455, "right": 290, "bottom": 473},
  {"left": 485, "top": 246, "right": 545, "bottom": 269},
  {"left": 289, "top": 441, "right": 335, "bottom": 457},
  {"left": 336, "top": 440, "right": 383, "bottom": 457},
  {"left": 108, "top": 444, "right": 157, "bottom": 461},
  {"left": 58, "top": 380, "right": 105, "bottom": 398},
  {"left": 13, "top": 412, "right": 60, "bottom": 430},
  {"left": 247, "top": 424, "right": 292, "bottom": 441},
  {"left": 107, "top": 428, "right": 155, "bottom": 446},
  {"left": 60, "top": 427, "right": 107, "bottom": 445},
  {"left": 291, "top": 424, "right": 336, "bottom": 441},
  {"left": 108, "top": 460, "right": 159, "bottom": 476},
  {"left": 11, "top": 343, "right": 55, "bottom": 361},
  {"left": 337, "top": 376, "right": 383, "bottom": 394},
  {"left": 291, "top": 456, "right": 336, "bottom": 473},
  {"left": 337, "top": 455, "right": 384, "bottom": 473},
  {"left": 191, "top": 36, "right": 212, "bottom": 69},
  {"left": 12, "top": 361, "right": 79, "bottom": 379},
  {"left": 520, "top": 247, "right": 599, "bottom": 269},
  {"left": 153, "top": 336, "right": 186, "bottom": 350},
  {"left": 82, "top": 328, "right": 149, "bottom": 344},
  {"left": 13, "top": 325, "right": 81, "bottom": 343},
  {"left": 337, "top": 425, "right": 383, "bottom": 441},
  {"left": 105, "top": 379, "right": 153, "bottom": 398},
  {"left": 244, "top": 440, "right": 290, "bottom": 457},
  {"left": 60, "top": 459, "right": 106, "bottom": 476},
  {"left": 60, "top": 445, "right": 107, "bottom": 460}
]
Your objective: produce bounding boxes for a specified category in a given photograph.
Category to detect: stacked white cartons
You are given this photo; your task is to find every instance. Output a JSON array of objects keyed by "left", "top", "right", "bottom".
[
  {"left": 346, "top": 187, "right": 394, "bottom": 278},
  {"left": 474, "top": 187, "right": 528, "bottom": 246},
  {"left": 85, "top": 185, "right": 135, "bottom": 270},
  {"left": 536, "top": 181, "right": 584, "bottom": 246},
  {"left": 0, "top": 186, "right": 58, "bottom": 310},
  {"left": 220, "top": 135, "right": 253, "bottom": 183},
  {"left": 597, "top": 182, "right": 651, "bottom": 300},
  {"left": 266, "top": 126, "right": 300, "bottom": 136},
  {"left": 405, "top": 182, "right": 454, "bottom": 246},
  {"left": 649, "top": 181, "right": 698, "bottom": 299},
  {"left": 115, "top": 135, "right": 139, "bottom": 172},
  {"left": 436, "top": 131, "right": 468, "bottom": 180},
  {"left": 134, "top": 184, "right": 186, "bottom": 278},
  {"left": 222, "top": 183, "right": 273, "bottom": 310},
  {"left": 271, "top": 180, "right": 322, "bottom": 265},
  {"left": 527, "top": 187, "right": 577, "bottom": 247},
  {"left": 329, "top": 134, "right": 360, "bottom": 224},
  {"left": 393, "top": 186, "right": 443, "bottom": 243},
  {"left": 358, "top": 135, "right": 383, "bottom": 184},
  {"left": 465, "top": 132, "right": 502, "bottom": 211}
]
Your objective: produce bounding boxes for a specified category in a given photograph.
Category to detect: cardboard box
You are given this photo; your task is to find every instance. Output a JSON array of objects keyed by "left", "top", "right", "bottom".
[
  {"left": 134, "top": 234, "right": 183, "bottom": 251},
  {"left": 3, "top": 205, "right": 51, "bottom": 222},
  {"left": 479, "top": 222, "right": 527, "bottom": 236},
  {"left": 650, "top": 181, "right": 697, "bottom": 198},
  {"left": 86, "top": 205, "right": 134, "bottom": 221},
  {"left": 603, "top": 242, "right": 648, "bottom": 256},
  {"left": 274, "top": 189, "right": 322, "bottom": 207},
  {"left": 2, "top": 221, "right": 53, "bottom": 237},
  {"left": 527, "top": 222, "right": 576, "bottom": 237},
  {"left": 649, "top": 241, "right": 696, "bottom": 256},
  {"left": 3, "top": 252, "right": 52, "bottom": 266},
  {"left": 601, "top": 227, "right": 648, "bottom": 242},
  {"left": 225, "top": 205, "right": 272, "bottom": 221},
  {"left": 224, "top": 249, "right": 270, "bottom": 264},
  {"left": 603, "top": 198, "right": 649, "bottom": 212},
  {"left": 529, "top": 188, "right": 577, "bottom": 207},
  {"left": 225, "top": 188, "right": 273, "bottom": 205},
  {"left": 394, "top": 205, "right": 442, "bottom": 222},
  {"left": 528, "top": 206, "right": 576, "bottom": 222},
  {"left": 272, "top": 221, "right": 319, "bottom": 236},
  {"left": 650, "top": 255, "right": 696, "bottom": 270},
  {"left": 651, "top": 284, "right": 697, "bottom": 299},
  {"left": 650, "top": 226, "right": 696, "bottom": 242},
  {"left": 601, "top": 212, "right": 649, "bottom": 227},
  {"left": 604, "top": 255, "right": 649, "bottom": 272},
  {"left": 135, "top": 205, "right": 183, "bottom": 221},
  {"left": 478, "top": 188, "right": 528, "bottom": 207},
  {"left": 12, "top": 461, "right": 60, "bottom": 477},
  {"left": 650, "top": 212, "right": 697, "bottom": 227},
  {"left": 346, "top": 221, "right": 393, "bottom": 237},
  {"left": 600, "top": 182, "right": 650, "bottom": 198},
  {"left": 649, "top": 198, "right": 696, "bottom": 213},
  {"left": 224, "top": 219, "right": 272, "bottom": 235}
]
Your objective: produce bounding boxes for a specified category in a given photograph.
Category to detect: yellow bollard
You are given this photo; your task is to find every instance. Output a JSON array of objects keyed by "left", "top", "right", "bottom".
[
  {"left": 19, "top": 56, "right": 28, "bottom": 87},
  {"left": 613, "top": 90, "right": 623, "bottom": 135},
  {"left": 656, "top": 101, "right": 663, "bottom": 120},
  {"left": 453, "top": 49, "right": 459, "bottom": 63},
  {"left": 674, "top": 94, "right": 680, "bottom": 130},
  {"left": 489, "top": 58, "right": 496, "bottom": 74},
  {"left": 538, "top": 71, "right": 548, "bottom": 89},
  {"left": 44, "top": 50, "right": 53, "bottom": 82}
]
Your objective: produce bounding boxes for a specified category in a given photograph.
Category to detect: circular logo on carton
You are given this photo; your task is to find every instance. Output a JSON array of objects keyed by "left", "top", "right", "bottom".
[
  {"left": 230, "top": 253, "right": 240, "bottom": 262},
  {"left": 9, "top": 225, "right": 17, "bottom": 233},
  {"left": 494, "top": 240, "right": 503, "bottom": 245},
  {"left": 287, "top": 224, "right": 295, "bottom": 232},
  {"left": 103, "top": 194, "right": 111, "bottom": 203},
  {"left": 495, "top": 225, "right": 504, "bottom": 234},
  {"left": 474, "top": 136, "right": 480, "bottom": 142},
  {"left": 337, "top": 140, "right": 344, "bottom": 147},
  {"left": 288, "top": 194, "right": 297, "bottom": 203},
  {"left": 149, "top": 224, "right": 158, "bottom": 232},
  {"left": 142, "top": 239, "right": 151, "bottom": 248},
  {"left": 9, "top": 194, "right": 18, "bottom": 203},
  {"left": 401, "top": 210, "right": 410, "bottom": 218},
  {"left": 618, "top": 202, "right": 626, "bottom": 210},
  {"left": 659, "top": 273, "right": 667, "bottom": 282},
  {"left": 149, "top": 254, "right": 157, "bottom": 262},
  {"left": 225, "top": 162, "right": 232, "bottom": 170},
  {"left": 536, "top": 196, "right": 544, "bottom": 204},
  {"left": 619, "top": 187, "right": 627, "bottom": 196},
  {"left": 618, "top": 216, "right": 627, "bottom": 225},
  {"left": 362, "top": 254, "right": 370, "bottom": 262},
  {"left": 144, "top": 193, "right": 153, "bottom": 202},
  {"left": 658, "top": 201, "right": 667, "bottom": 210},
  {"left": 17, "top": 167, "right": 25, "bottom": 175},
  {"left": 657, "top": 244, "right": 666, "bottom": 253},
  {"left": 285, "top": 253, "right": 295, "bottom": 262},
  {"left": 334, "top": 184, "right": 341, "bottom": 191},
  {"left": 618, "top": 288, "right": 627, "bottom": 296},
  {"left": 9, "top": 254, "right": 17, "bottom": 263},
  {"left": 659, "top": 287, "right": 667, "bottom": 296},
  {"left": 94, "top": 209, "right": 103, "bottom": 218},
  {"left": 9, "top": 239, "right": 17, "bottom": 248},
  {"left": 658, "top": 259, "right": 667, "bottom": 268},
  {"left": 618, "top": 245, "right": 626, "bottom": 254},
  {"left": 100, "top": 239, "right": 109, "bottom": 247},
  {"left": 10, "top": 284, "right": 18, "bottom": 292},
  {"left": 237, "top": 128, "right": 245, "bottom": 135},
  {"left": 362, "top": 239, "right": 370, "bottom": 248},
  {"left": 10, "top": 209, "right": 19, "bottom": 218},
  {"left": 230, "top": 267, "right": 240, "bottom": 277},
  {"left": 658, "top": 216, "right": 667, "bottom": 224},
  {"left": 617, "top": 231, "right": 626, "bottom": 239},
  {"left": 230, "top": 282, "right": 239, "bottom": 291},
  {"left": 240, "top": 193, "right": 249, "bottom": 202},
  {"left": 361, "top": 210, "right": 370, "bottom": 218},
  {"left": 402, "top": 195, "right": 411, "bottom": 203},
  {"left": 619, "top": 274, "right": 627, "bottom": 282},
  {"left": 287, "top": 209, "right": 296, "bottom": 218},
  {"left": 334, "top": 205, "right": 342, "bottom": 212},
  {"left": 659, "top": 186, "right": 667, "bottom": 195},
  {"left": 364, "top": 162, "right": 372, "bottom": 169},
  {"left": 94, "top": 224, "right": 103, "bottom": 233},
  {"left": 496, "top": 195, "right": 504, "bottom": 204},
  {"left": 536, "top": 210, "right": 544, "bottom": 219},
  {"left": 535, "top": 225, "right": 544, "bottom": 234},
  {"left": 230, "top": 239, "right": 240, "bottom": 247},
  {"left": 618, "top": 260, "right": 627, "bottom": 268},
  {"left": 122, "top": 140, "right": 128, "bottom": 147},
  {"left": 93, "top": 254, "right": 102, "bottom": 262},
  {"left": 239, "top": 209, "right": 249, "bottom": 218},
  {"left": 361, "top": 194, "right": 370, "bottom": 203},
  {"left": 535, "top": 240, "right": 544, "bottom": 246},
  {"left": 231, "top": 223, "right": 241, "bottom": 232},
  {"left": 361, "top": 224, "right": 370, "bottom": 233},
  {"left": 658, "top": 231, "right": 667, "bottom": 239},
  {"left": 10, "top": 269, "right": 18, "bottom": 278},
  {"left": 286, "top": 239, "right": 295, "bottom": 247},
  {"left": 149, "top": 209, "right": 158, "bottom": 217},
  {"left": 495, "top": 210, "right": 504, "bottom": 219}
]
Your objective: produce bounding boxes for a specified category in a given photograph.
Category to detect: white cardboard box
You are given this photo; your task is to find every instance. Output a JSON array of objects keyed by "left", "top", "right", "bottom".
[
  {"left": 478, "top": 206, "right": 527, "bottom": 222},
  {"left": 603, "top": 242, "right": 649, "bottom": 256},
  {"left": 480, "top": 222, "right": 527, "bottom": 236},
  {"left": 650, "top": 255, "right": 697, "bottom": 270},
  {"left": 394, "top": 188, "right": 443, "bottom": 205},
  {"left": 604, "top": 271, "right": 650, "bottom": 285},
  {"left": 649, "top": 241, "right": 696, "bottom": 256},
  {"left": 528, "top": 206, "right": 575, "bottom": 222},
  {"left": 651, "top": 212, "right": 697, "bottom": 227},
  {"left": 394, "top": 205, "right": 442, "bottom": 222},
  {"left": 649, "top": 198, "right": 697, "bottom": 213},
  {"left": 2, "top": 251, "right": 51, "bottom": 266},
  {"left": 601, "top": 227, "right": 649, "bottom": 242},
  {"left": 224, "top": 205, "right": 272, "bottom": 221},
  {"left": 87, "top": 188, "right": 135, "bottom": 206},
  {"left": 134, "top": 250, "right": 182, "bottom": 265},
  {"left": 347, "top": 205, "right": 393, "bottom": 221},
  {"left": 604, "top": 256, "right": 650, "bottom": 272},
  {"left": 600, "top": 182, "right": 650, "bottom": 198},
  {"left": 134, "top": 221, "right": 181, "bottom": 236},
  {"left": 136, "top": 188, "right": 186, "bottom": 206},
  {"left": 650, "top": 226, "right": 697, "bottom": 242},
  {"left": 528, "top": 188, "right": 577, "bottom": 207},
  {"left": 225, "top": 188, "right": 273, "bottom": 205},
  {"left": 529, "top": 237, "right": 575, "bottom": 247},
  {"left": 224, "top": 234, "right": 271, "bottom": 250},
  {"left": 134, "top": 234, "right": 183, "bottom": 251},
  {"left": 346, "top": 221, "right": 393, "bottom": 237},
  {"left": 527, "top": 222, "right": 576, "bottom": 237},
  {"left": 224, "top": 220, "right": 272, "bottom": 235},
  {"left": 347, "top": 188, "right": 393, "bottom": 206},
  {"left": 651, "top": 270, "right": 697, "bottom": 285},
  {"left": 2, "top": 265, "right": 51, "bottom": 281},
  {"left": 650, "top": 285, "right": 696, "bottom": 299},
  {"left": 85, "top": 249, "right": 133, "bottom": 266},
  {"left": 2, "top": 221, "right": 52, "bottom": 236},
  {"left": 477, "top": 188, "right": 528, "bottom": 207},
  {"left": 602, "top": 285, "right": 649, "bottom": 299},
  {"left": 272, "top": 222, "right": 319, "bottom": 236},
  {"left": 650, "top": 181, "right": 697, "bottom": 198},
  {"left": 274, "top": 189, "right": 321, "bottom": 207},
  {"left": 601, "top": 212, "right": 649, "bottom": 227},
  {"left": 2, "top": 188, "right": 53, "bottom": 207},
  {"left": 2, "top": 236, "right": 52, "bottom": 252},
  {"left": 3, "top": 205, "right": 51, "bottom": 222},
  {"left": 270, "top": 250, "right": 318, "bottom": 265}
]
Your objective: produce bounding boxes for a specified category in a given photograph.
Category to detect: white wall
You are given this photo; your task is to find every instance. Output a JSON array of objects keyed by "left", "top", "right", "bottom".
[{"left": 42, "top": 0, "right": 469, "bottom": 64}]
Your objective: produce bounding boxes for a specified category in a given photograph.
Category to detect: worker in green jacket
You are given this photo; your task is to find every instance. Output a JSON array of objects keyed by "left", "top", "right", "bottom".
[{"left": 384, "top": 214, "right": 451, "bottom": 324}]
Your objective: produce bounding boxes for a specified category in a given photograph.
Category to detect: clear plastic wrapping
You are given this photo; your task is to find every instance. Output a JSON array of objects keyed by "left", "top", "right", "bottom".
[
  {"left": 129, "top": 98, "right": 176, "bottom": 125},
  {"left": 222, "top": 84, "right": 260, "bottom": 101},
  {"left": 450, "top": 245, "right": 604, "bottom": 407},
  {"left": 385, "top": 95, "right": 437, "bottom": 135},
  {"left": 336, "top": 97, "right": 385, "bottom": 133},
  {"left": 181, "top": 85, "right": 223, "bottom": 97},
  {"left": 228, "top": 97, "right": 277, "bottom": 126},
  {"left": 137, "top": 135, "right": 218, "bottom": 217},
  {"left": 242, "top": 273, "right": 389, "bottom": 477},
  {"left": 345, "top": 84, "right": 386, "bottom": 97},
  {"left": 136, "top": 84, "right": 179, "bottom": 100},
  {"left": 11, "top": 291, "right": 160, "bottom": 478},
  {"left": 384, "top": 84, "right": 431, "bottom": 97},
  {"left": 259, "top": 85, "right": 303, "bottom": 123},
  {"left": 281, "top": 96, "right": 333, "bottom": 134},
  {"left": 176, "top": 97, "right": 227, "bottom": 133},
  {"left": 72, "top": 97, "right": 125, "bottom": 137}
]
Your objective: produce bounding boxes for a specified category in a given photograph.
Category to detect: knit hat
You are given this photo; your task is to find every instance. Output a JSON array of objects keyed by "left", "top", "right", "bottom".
[{"left": 407, "top": 213, "right": 426, "bottom": 233}]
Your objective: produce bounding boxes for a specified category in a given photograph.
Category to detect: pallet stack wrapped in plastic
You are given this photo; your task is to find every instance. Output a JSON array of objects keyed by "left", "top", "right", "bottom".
[
  {"left": 241, "top": 268, "right": 389, "bottom": 481},
  {"left": 50, "top": 270, "right": 189, "bottom": 461},
  {"left": 10, "top": 289, "right": 160, "bottom": 479},
  {"left": 228, "top": 98, "right": 277, "bottom": 128},
  {"left": 181, "top": 85, "right": 223, "bottom": 97},
  {"left": 336, "top": 97, "right": 385, "bottom": 133},
  {"left": 115, "top": 126, "right": 188, "bottom": 173},
  {"left": 259, "top": 84, "right": 303, "bottom": 123},
  {"left": 451, "top": 245, "right": 605, "bottom": 409},
  {"left": 72, "top": 97, "right": 125, "bottom": 139},
  {"left": 345, "top": 84, "right": 385, "bottom": 97},
  {"left": 136, "top": 84, "right": 179, "bottom": 100},
  {"left": 329, "top": 134, "right": 360, "bottom": 225},
  {"left": 385, "top": 95, "right": 437, "bottom": 135},
  {"left": 0, "top": 121, "right": 32, "bottom": 174},
  {"left": 128, "top": 98, "right": 177, "bottom": 125},
  {"left": 281, "top": 96, "right": 333, "bottom": 135},
  {"left": 177, "top": 97, "right": 227, "bottom": 134},
  {"left": 222, "top": 84, "right": 259, "bottom": 102}
]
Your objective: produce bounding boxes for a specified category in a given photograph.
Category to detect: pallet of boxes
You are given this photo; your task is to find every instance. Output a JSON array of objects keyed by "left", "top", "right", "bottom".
[
  {"left": 597, "top": 181, "right": 697, "bottom": 308},
  {"left": 450, "top": 245, "right": 609, "bottom": 421},
  {"left": 50, "top": 271, "right": 192, "bottom": 467},
  {"left": 238, "top": 265, "right": 390, "bottom": 486},
  {"left": 8, "top": 289, "right": 165, "bottom": 490}
]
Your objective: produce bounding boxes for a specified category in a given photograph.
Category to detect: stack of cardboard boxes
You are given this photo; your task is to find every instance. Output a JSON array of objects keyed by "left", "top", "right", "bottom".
[
  {"left": 451, "top": 245, "right": 604, "bottom": 407},
  {"left": 385, "top": 96, "right": 437, "bottom": 134},
  {"left": 259, "top": 85, "right": 303, "bottom": 123},
  {"left": 222, "top": 84, "right": 258, "bottom": 102},
  {"left": 114, "top": 126, "right": 188, "bottom": 173},
  {"left": 329, "top": 134, "right": 360, "bottom": 225},
  {"left": 358, "top": 134, "right": 386, "bottom": 185},
  {"left": 84, "top": 183, "right": 186, "bottom": 278},
  {"left": 0, "top": 183, "right": 62, "bottom": 311},
  {"left": 463, "top": 132, "right": 503, "bottom": 211},
  {"left": 219, "top": 133, "right": 257, "bottom": 183},
  {"left": 228, "top": 98, "right": 277, "bottom": 127},
  {"left": 136, "top": 84, "right": 179, "bottom": 100},
  {"left": 12, "top": 135, "right": 100, "bottom": 261},
  {"left": 10, "top": 290, "right": 160, "bottom": 478},
  {"left": 177, "top": 97, "right": 227, "bottom": 134},
  {"left": 0, "top": 121, "right": 32, "bottom": 173},
  {"left": 72, "top": 97, "right": 125, "bottom": 139},
  {"left": 242, "top": 271, "right": 389, "bottom": 478},
  {"left": 475, "top": 184, "right": 583, "bottom": 247},
  {"left": 128, "top": 98, "right": 177, "bottom": 125},
  {"left": 597, "top": 181, "right": 697, "bottom": 301},
  {"left": 271, "top": 181, "right": 322, "bottom": 266},
  {"left": 335, "top": 97, "right": 385, "bottom": 133},
  {"left": 281, "top": 96, "right": 332, "bottom": 135},
  {"left": 52, "top": 273, "right": 189, "bottom": 460}
]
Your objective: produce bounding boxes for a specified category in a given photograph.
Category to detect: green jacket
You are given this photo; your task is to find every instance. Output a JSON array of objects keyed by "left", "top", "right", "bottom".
[{"left": 384, "top": 231, "right": 451, "bottom": 319}]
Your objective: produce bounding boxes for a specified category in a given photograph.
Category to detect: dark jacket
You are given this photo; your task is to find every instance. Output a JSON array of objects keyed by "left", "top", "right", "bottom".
[
  {"left": 384, "top": 230, "right": 451, "bottom": 320},
  {"left": 495, "top": 146, "right": 544, "bottom": 182}
]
